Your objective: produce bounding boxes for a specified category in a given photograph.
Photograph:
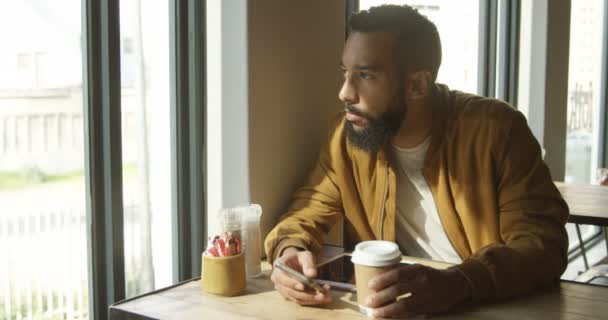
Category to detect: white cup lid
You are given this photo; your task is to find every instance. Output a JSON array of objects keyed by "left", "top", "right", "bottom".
[{"left": 351, "top": 240, "right": 402, "bottom": 267}]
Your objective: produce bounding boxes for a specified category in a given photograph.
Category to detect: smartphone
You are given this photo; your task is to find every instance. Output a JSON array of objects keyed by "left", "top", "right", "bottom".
[
  {"left": 315, "top": 253, "right": 356, "bottom": 292},
  {"left": 273, "top": 260, "right": 326, "bottom": 293},
  {"left": 315, "top": 253, "right": 411, "bottom": 293}
]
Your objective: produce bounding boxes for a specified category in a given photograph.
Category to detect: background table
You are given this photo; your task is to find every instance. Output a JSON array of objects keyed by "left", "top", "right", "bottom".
[
  {"left": 555, "top": 182, "right": 608, "bottom": 270},
  {"left": 555, "top": 182, "right": 608, "bottom": 226},
  {"left": 110, "top": 256, "right": 608, "bottom": 320}
]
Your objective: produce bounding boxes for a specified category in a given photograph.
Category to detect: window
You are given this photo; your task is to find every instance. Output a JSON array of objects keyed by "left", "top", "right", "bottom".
[
  {"left": 119, "top": 0, "right": 173, "bottom": 298},
  {"left": 0, "top": 1, "right": 89, "bottom": 319},
  {"left": 16, "top": 53, "right": 34, "bottom": 88},
  {"left": 564, "top": 0, "right": 604, "bottom": 184},
  {"left": 16, "top": 53, "right": 32, "bottom": 72},
  {"left": 1, "top": 0, "right": 206, "bottom": 319},
  {"left": 558, "top": 0, "right": 606, "bottom": 282},
  {"left": 359, "top": 0, "right": 481, "bottom": 94},
  {"left": 34, "top": 52, "right": 49, "bottom": 88}
]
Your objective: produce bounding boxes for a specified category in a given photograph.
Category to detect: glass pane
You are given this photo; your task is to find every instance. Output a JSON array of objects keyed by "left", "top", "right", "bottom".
[
  {"left": 0, "top": 1, "right": 88, "bottom": 319},
  {"left": 119, "top": 0, "right": 173, "bottom": 298},
  {"left": 359, "top": 0, "right": 480, "bottom": 93},
  {"left": 562, "top": 0, "right": 605, "bottom": 283},
  {"left": 565, "top": 0, "right": 604, "bottom": 184}
]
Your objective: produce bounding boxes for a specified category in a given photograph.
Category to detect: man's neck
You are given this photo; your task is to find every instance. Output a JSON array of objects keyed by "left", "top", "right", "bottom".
[{"left": 391, "top": 99, "right": 433, "bottom": 149}]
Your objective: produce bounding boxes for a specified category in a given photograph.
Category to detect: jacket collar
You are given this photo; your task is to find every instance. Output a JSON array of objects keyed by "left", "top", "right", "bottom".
[
  {"left": 379, "top": 83, "right": 452, "bottom": 168},
  {"left": 424, "top": 83, "right": 452, "bottom": 167}
]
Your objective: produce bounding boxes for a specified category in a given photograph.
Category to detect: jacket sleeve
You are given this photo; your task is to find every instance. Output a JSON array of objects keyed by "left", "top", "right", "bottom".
[
  {"left": 454, "top": 111, "right": 570, "bottom": 302},
  {"left": 264, "top": 125, "right": 345, "bottom": 264}
]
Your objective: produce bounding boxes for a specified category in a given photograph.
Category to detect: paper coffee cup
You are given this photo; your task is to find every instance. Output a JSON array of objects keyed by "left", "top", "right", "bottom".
[{"left": 351, "top": 241, "right": 402, "bottom": 317}]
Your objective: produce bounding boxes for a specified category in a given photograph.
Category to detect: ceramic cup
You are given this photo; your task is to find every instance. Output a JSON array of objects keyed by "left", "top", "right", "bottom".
[
  {"left": 201, "top": 252, "right": 246, "bottom": 296},
  {"left": 351, "top": 240, "right": 402, "bottom": 317}
]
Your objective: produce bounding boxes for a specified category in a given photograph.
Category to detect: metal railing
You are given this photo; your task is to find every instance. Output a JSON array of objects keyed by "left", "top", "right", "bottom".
[{"left": 0, "top": 203, "right": 147, "bottom": 320}]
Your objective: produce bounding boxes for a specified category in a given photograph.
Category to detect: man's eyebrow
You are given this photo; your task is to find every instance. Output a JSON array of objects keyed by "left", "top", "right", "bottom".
[{"left": 340, "top": 63, "right": 382, "bottom": 71}]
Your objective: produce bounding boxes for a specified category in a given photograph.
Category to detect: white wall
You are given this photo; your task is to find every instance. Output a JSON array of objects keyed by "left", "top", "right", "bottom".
[{"left": 206, "top": 0, "right": 250, "bottom": 237}]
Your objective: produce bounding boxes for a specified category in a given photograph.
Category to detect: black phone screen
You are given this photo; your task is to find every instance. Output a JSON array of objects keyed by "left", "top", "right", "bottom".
[{"left": 316, "top": 254, "right": 356, "bottom": 284}]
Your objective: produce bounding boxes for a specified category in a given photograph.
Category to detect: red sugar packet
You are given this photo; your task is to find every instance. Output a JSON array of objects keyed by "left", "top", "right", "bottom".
[{"left": 205, "top": 232, "right": 242, "bottom": 257}]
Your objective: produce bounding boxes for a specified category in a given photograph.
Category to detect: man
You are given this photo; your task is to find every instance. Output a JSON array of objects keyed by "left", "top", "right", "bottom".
[{"left": 265, "top": 5, "right": 569, "bottom": 318}]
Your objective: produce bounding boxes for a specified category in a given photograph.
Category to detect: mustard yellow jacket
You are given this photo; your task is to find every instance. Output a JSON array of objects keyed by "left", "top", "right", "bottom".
[{"left": 264, "top": 84, "right": 569, "bottom": 302}]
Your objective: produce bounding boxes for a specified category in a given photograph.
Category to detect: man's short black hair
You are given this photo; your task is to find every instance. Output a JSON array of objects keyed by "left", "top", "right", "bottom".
[{"left": 348, "top": 5, "right": 442, "bottom": 81}]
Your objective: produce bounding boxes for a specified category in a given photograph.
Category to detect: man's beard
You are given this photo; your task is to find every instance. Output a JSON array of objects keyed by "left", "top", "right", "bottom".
[{"left": 344, "top": 101, "right": 405, "bottom": 153}]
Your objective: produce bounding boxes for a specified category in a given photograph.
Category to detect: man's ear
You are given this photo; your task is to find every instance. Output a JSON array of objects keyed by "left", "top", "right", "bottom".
[{"left": 406, "top": 70, "right": 433, "bottom": 100}]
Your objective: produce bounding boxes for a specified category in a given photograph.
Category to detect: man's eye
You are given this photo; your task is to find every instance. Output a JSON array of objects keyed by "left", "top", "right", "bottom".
[{"left": 360, "top": 72, "right": 373, "bottom": 80}]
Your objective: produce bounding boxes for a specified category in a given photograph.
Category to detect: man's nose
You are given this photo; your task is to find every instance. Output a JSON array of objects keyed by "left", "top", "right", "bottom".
[{"left": 338, "top": 78, "right": 357, "bottom": 104}]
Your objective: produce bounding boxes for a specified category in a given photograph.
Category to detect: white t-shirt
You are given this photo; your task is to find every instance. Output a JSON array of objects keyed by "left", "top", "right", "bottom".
[{"left": 392, "top": 137, "right": 462, "bottom": 264}]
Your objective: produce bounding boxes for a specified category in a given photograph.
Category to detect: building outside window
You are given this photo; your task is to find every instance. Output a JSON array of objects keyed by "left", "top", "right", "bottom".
[{"left": 0, "top": 0, "right": 173, "bottom": 318}]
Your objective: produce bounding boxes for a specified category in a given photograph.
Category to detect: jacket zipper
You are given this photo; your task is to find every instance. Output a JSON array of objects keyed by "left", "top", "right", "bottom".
[{"left": 379, "top": 162, "right": 389, "bottom": 240}]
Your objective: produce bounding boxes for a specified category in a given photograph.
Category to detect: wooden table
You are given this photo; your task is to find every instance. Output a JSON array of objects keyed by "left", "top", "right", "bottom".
[
  {"left": 110, "top": 256, "right": 608, "bottom": 320},
  {"left": 555, "top": 181, "right": 608, "bottom": 275},
  {"left": 555, "top": 181, "right": 608, "bottom": 226}
]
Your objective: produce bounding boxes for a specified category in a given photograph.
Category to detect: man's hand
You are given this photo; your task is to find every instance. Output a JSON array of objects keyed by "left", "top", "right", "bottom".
[
  {"left": 270, "top": 247, "right": 332, "bottom": 305},
  {"left": 365, "top": 264, "right": 471, "bottom": 318}
]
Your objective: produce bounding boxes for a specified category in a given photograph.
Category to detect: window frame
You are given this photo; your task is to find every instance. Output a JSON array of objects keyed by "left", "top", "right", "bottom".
[
  {"left": 345, "top": 0, "right": 359, "bottom": 38},
  {"left": 600, "top": 1, "right": 608, "bottom": 167},
  {"left": 82, "top": 0, "right": 207, "bottom": 318},
  {"left": 496, "top": 0, "right": 521, "bottom": 105},
  {"left": 82, "top": 1, "right": 126, "bottom": 319},
  {"left": 170, "top": 0, "right": 207, "bottom": 283},
  {"left": 478, "top": 0, "right": 499, "bottom": 97},
  {"left": 479, "top": 0, "right": 521, "bottom": 103}
]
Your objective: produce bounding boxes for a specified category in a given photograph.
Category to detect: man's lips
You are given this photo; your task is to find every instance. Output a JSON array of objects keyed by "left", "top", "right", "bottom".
[{"left": 345, "top": 111, "right": 367, "bottom": 125}]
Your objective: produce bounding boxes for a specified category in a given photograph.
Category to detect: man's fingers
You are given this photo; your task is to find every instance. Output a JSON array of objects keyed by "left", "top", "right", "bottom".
[
  {"left": 369, "top": 263, "right": 424, "bottom": 290},
  {"left": 275, "top": 249, "right": 317, "bottom": 282},
  {"left": 365, "top": 282, "right": 414, "bottom": 308},
  {"left": 271, "top": 269, "right": 305, "bottom": 291},
  {"left": 271, "top": 249, "right": 328, "bottom": 305},
  {"left": 368, "top": 269, "right": 435, "bottom": 318},
  {"left": 368, "top": 268, "right": 400, "bottom": 291},
  {"left": 297, "top": 251, "right": 318, "bottom": 278},
  {"left": 275, "top": 284, "right": 332, "bottom": 305}
]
